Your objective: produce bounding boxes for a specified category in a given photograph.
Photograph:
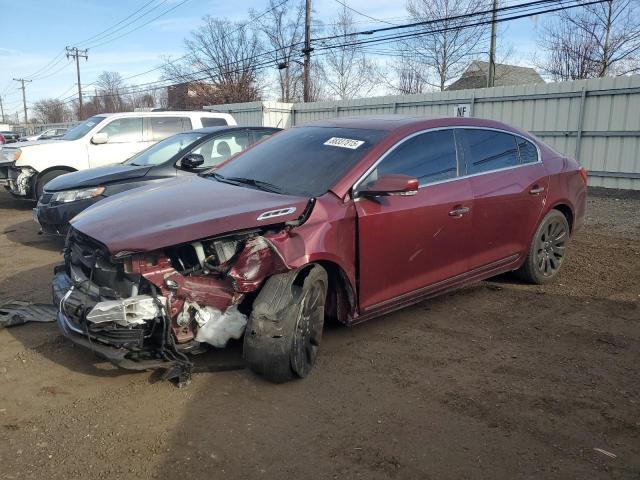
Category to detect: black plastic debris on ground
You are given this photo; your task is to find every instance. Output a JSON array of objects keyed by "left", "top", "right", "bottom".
[{"left": 0, "top": 301, "right": 58, "bottom": 328}]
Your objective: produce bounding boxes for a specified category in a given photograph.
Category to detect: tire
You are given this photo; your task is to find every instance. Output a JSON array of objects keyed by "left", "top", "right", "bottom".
[
  {"left": 516, "top": 209, "right": 570, "bottom": 284},
  {"left": 35, "top": 170, "right": 69, "bottom": 200},
  {"left": 243, "top": 265, "right": 328, "bottom": 383}
]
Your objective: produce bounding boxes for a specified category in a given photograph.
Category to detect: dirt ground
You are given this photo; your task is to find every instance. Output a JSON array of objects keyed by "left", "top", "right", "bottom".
[{"left": 0, "top": 188, "right": 638, "bottom": 480}]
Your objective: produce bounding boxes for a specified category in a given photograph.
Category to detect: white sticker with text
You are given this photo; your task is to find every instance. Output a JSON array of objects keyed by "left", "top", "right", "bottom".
[{"left": 323, "top": 137, "right": 365, "bottom": 149}]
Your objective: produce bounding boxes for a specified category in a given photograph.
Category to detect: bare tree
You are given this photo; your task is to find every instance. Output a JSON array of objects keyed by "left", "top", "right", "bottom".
[
  {"left": 322, "top": 5, "right": 380, "bottom": 99},
  {"left": 403, "top": 0, "right": 489, "bottom": 91},
  {"left": 537, "top": 0, "right": 640, "bottom": 80},
  {"left": 95, "top": 71, "right": 127, "bottom": 113},
  {"left": 251, "top": 0, "right": 305, "bottom": 102},
  {"left": 162, "top": 17, "right": 265, "bottom": 105},
  {"left": 385, "top": 49, "right": 431, "bottom": 94},
  {"left": 32, "top": 99, "right": 72, "bottom": 123}
]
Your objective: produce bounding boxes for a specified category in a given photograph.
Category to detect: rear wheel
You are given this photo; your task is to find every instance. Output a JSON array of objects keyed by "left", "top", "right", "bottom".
[
  {"left": 243, "top": 265, "right": 327, "bottom": 383},
  {"left": 35, "top": 170, "right": 69, "bottom": 201},
  {"left": 516, "top": 209, "right": 569, "bottom": 284}
]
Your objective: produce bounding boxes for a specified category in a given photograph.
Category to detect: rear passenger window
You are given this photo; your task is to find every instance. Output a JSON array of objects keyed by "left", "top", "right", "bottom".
[
  {"left": 465, "top": 129, "right": 519, "bottom": 174},
  {"left": 99, "top": 117, "right": 143, "bottom": 143},
  {"left": 366, "top": 130, "right": 458, "bottom": 186},
  {"left": 150, "top": 117, "right": 192, "bottom": 141},
  {"left": 517, "top": 137, "right": 538, "bottom": 164},
  {"left": 201, "top": 117, "right": 228, "bottom": 127}
]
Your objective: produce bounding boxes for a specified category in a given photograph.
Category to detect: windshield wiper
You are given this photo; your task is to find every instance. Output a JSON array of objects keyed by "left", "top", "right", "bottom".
[{"left": 212, "top": 173, "right": 283, "bottom": 194}]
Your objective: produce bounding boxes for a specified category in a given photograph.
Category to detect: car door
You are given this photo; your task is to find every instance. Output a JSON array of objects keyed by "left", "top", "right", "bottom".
[
  {"left": 176, "top": 129, "right": 251, "bottom": 175},
  {"left": 354, "top": 129, "right": 474, "bottom": 312},
  {"left": 460, "top": 128, "right": 549, "bottom": 271},
  {"left": 87, "top": 117, "right": 144, "bottom": 167}
]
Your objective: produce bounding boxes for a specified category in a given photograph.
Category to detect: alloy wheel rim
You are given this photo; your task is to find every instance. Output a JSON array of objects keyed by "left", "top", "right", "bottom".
[
  {"left": 291, "top": 282, "right": 324, "bottom": 376},
  {"left": 535, "top": 219, "right": 567, "bottom": 277}
]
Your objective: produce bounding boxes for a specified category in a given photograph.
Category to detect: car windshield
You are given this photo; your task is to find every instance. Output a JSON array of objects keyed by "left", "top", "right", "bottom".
[
  {"left": 62, "top": 116, "right": 106, "bottom": 141},
  {"left": 124, "top": 132, "right": 207, "bottom": 166},
  {"left": 213, "top": 126, "right": 388, "bottom": 197}
]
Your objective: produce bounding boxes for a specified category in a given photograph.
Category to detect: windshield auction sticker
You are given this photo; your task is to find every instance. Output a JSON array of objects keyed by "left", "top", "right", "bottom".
[{"left": 323, "top": 137, "right": 365, "bottom": 149}]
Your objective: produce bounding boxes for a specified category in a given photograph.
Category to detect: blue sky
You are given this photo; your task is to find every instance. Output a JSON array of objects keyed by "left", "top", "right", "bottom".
[{"left": 0, "top": 0, "right": 541, "bottom": 119}]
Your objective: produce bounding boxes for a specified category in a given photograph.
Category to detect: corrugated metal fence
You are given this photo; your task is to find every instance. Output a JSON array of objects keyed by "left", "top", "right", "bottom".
[{"left": 206, "top": 75, "right": 640, "bottom": 190}]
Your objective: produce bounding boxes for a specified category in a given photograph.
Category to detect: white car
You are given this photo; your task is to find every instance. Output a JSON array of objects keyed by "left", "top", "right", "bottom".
[
  {"left": 0, "top": 111, "right": 236, "bottom": 200},
  {"left": 20, "top": 127, "right": 68, "bottom": 142}
]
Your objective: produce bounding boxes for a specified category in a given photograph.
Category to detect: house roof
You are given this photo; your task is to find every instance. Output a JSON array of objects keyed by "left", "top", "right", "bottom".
[{"left": 447, "top": 61, "right": 544, "bottom": 91}]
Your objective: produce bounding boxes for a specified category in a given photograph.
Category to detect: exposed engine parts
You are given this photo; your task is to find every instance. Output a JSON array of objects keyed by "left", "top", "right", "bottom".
[{"left": 54, "top": 227, "right": 292, "bottom": 384}]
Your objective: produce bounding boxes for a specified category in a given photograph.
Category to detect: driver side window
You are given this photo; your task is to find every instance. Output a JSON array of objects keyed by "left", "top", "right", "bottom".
[
  {"left": 190, "top": 131, "right": 250, "bottom": 168},
  {"left": 361, "top": 129, "right": 459, "bottom": 188}
]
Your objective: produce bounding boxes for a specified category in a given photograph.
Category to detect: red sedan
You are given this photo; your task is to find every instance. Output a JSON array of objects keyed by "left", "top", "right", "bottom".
[{"left": 53, "top": 116, "right": 587, "bottom": 383}]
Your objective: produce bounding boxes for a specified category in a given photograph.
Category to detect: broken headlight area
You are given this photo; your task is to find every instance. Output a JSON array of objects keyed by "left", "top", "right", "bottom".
[
  {"left": 7, "top": 165, "right": 36, "bottom": 196},
  {"left": 54, "top": 227, "right": 290, "bottom": 377}
]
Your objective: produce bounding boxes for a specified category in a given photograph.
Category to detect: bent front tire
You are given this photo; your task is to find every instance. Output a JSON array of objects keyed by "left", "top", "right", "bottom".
[
  {"left": 516, "top": 209, "right": 570, "bottom": 284},
  {"left": 243, "top": 264, "right": 328, "bottom": 383}
]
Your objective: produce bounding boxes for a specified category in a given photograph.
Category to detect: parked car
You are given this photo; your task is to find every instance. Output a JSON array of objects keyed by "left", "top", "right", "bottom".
[
  {"left": 20, "top": 127, "right": 68, "bottom": 142},
  {"left": 52, "top": 116, "right": 587, "bottom": 384},
  {"left": 34, "top": 126, "right": 281, "bottom": 235},
  {"left": 0, "top": 111, "right": 236, "bottom": 200},
  {"left": 0, "top": 131, "right": 20, "bottom": 144}
]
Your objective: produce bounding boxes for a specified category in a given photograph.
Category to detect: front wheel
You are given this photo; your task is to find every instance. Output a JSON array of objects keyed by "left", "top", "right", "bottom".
[
  {"left": 243, "top": 265, "right": 327, "bottom": 383},
  {"left": 516, "top": 209, "right": 570, "bottom": 284}
]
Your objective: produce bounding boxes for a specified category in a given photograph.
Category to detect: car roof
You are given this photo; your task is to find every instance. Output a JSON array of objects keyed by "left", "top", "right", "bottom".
[
  {"left": 300, "top": 115, "right": 528, "bottom": 136},
  {"left": 185, "top": 126, "right": 282, "bottom": 135},
  {"left": 93, "top": 111, "right": 233, "bottom": 118}
]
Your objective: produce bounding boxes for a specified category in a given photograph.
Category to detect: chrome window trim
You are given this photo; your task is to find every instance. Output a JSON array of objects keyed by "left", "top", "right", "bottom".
[{"left": 352, "top": 126, "right": 542, "bottom": 195}]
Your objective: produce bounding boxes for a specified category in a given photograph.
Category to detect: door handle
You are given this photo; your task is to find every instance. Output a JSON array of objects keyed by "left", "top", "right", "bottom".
[
  {"left": 529, "top": 186, "right": 545, "bottom": 195},
  {"left": 449, "top": 206, "right": 470, "bottom": 217}
]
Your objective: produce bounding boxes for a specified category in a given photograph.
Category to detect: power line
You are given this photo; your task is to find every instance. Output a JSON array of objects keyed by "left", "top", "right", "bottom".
[
  {"left": 332, "top": 0, "right": 397, "bottom": 26},
  {"left": 58, "top": 0, "right": 602, "bottom": 106},
  {"left": 312, "top": 0, "right": 604, "bottom": 52},
  {"left": 74, "top": 0, "right": 159, "bottom": 46},
  {"left": 83, "top": 0, "right": 191, "bottom": 50}
]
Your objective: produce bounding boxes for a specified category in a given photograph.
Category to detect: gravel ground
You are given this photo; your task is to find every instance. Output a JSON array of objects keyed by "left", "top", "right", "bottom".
[{"left": 0, "top": 188, "right": 638, "bottom": 480}]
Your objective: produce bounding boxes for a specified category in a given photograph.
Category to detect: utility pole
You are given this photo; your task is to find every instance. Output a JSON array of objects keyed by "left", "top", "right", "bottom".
[
  {"left": 0, "top": 95, "right": 5, "bottom": 123},
  {"left": 66, "top": 46, "right": 88, "bottom": 118},
  {"left": 487, "top": 0, "right": 498, "bottom": 88},
  {"left": 13, "top": 78, "right": 32, "bottom": 124},
  {"left": 302, "top": 0, "right": 312, "bottom": 102}
]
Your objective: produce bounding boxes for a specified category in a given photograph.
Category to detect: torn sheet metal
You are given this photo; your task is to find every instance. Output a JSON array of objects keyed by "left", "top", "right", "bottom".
[{"left": 0, "top": 301, "right": 58, "bottom": 328}]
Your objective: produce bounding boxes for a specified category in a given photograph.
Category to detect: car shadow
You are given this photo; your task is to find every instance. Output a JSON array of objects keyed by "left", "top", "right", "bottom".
[
  {"left": 4, "top": 219, "right": 65, "bottom": 252},
  {"left": 0, "top": 192, "right": 35, "bottom": 211}
]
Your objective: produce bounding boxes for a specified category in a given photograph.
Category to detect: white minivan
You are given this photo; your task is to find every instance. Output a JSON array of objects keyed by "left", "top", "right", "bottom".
[{"left": 0, "top": 111, "right": 236, "bottom": 200}]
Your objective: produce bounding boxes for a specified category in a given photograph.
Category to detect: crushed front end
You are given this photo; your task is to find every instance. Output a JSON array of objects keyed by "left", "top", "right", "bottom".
[{"left": 53, "top": 227, "right": 290, "bottom": 382}]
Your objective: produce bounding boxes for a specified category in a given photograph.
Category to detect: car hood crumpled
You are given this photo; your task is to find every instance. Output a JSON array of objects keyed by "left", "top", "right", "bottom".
[{"left": 71, "top": 175, "right": 310, "bottom": 254}]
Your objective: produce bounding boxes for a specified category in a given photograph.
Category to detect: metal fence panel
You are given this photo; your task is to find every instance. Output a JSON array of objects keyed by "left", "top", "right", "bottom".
[{"left": 193, "top": 75, "right": 640, "bottom": 190}]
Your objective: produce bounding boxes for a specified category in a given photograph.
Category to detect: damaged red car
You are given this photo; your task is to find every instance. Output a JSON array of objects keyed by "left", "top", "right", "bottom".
[{"left": 52, "top": 116, "right": 587, "bottom": 383}]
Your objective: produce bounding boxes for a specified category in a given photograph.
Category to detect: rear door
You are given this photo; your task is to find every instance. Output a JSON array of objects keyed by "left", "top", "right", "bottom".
[
  {"left": 355, "top": 129, "right": 474, "bottom": 311},
  {"left": 460, "top": 128, "right": 549, "bottom": 270}
]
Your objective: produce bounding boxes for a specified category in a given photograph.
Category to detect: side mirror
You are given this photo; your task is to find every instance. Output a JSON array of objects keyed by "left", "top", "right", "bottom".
[
  {"left": 358, "top": 174, "right": 419, "bottom": 197},
  {"left": 181, "top": 153, "right": 205, "bottom": 169},
  {"left": 91, "top": 132, "right": 109, "bottom": 145}
]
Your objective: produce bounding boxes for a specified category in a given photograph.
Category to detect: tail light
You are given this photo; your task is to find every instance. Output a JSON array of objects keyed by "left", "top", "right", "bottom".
[
  {"left": 579, "top": 167, "right": 588, "bottom": 185},
  {"left": 0, "top": 134, "right": 5, "bottom": 144}
]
